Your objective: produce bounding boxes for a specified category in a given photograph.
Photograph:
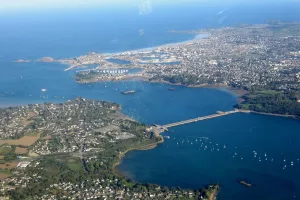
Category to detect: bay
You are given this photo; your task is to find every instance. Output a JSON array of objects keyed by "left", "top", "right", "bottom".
[
  {"left": 0, "top": 2, "right": 300, "bottom": 200},
  {"left": 119, "top": 113, "right": 300, "bottom": 200}
]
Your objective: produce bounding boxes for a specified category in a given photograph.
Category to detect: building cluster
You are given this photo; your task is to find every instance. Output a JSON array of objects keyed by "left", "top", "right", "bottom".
[
  {"left": 39, "top": 180, "right": 202, "bottom": 200},
  {"left": 0, "top": 106, "right": 34, "bottom": 139},
  {"left": 73, "top": 23, "right": 300, "bottom": 91},
  {"left": 29, "top": 98, "right": 138, "bottom": 155},
  {"left": 0, "top": 98, "right": 139, "bottom": 156},
  {"left": 1, "top": 172, "right": 212, "bottom": 200},
  {"left": 0, "top": 99, "right": 165, "bottom": 199}
]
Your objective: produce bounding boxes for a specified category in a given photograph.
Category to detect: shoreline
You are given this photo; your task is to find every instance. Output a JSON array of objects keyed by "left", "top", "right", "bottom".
[
  {"left": 246, "top": 110, "right": 298, "bottom": 119},
  {"left": 209, "top": 187, "right": 219, "bottom": 200},
  {"left": 77, "top": 77, "right": 299, "bottom": 121},
  {"left": 112, "top": 141, "right": 162, "bottom": 177},
  {"left": 77, "top": 76, "right": 248, "bottom": 97},
  {"left": 111, "top": 107, "right": 296, "bottom": 200},
  {"left": 103, "top": 33, "right": 210, "bottom": 57},
  {"left": 14, "top": 33, "right": 210, "bottom": 69}
]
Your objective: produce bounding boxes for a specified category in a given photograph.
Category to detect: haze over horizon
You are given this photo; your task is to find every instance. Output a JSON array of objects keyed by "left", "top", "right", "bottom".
[{"left": 0, "top": 0, "right": 298, "bottom": 12}]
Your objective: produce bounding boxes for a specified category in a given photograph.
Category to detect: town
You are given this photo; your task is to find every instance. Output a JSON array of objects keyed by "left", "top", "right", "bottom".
[
  {"left": 69, "top": 22, "right": 300, "bottom": 117},
  {"left": 0, "top": 98, "right": 218, "bottom": 199},
  {"left": 68, "top": 22, "right": 300, "bottom": 93}
]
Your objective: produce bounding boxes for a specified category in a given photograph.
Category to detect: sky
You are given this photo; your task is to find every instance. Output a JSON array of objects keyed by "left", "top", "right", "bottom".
[{"left": 0, "top": 0, "right": 297, "bottom": 11}]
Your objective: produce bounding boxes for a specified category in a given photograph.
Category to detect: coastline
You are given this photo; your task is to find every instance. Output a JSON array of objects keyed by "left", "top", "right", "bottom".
[
  {"left": 93, "top": 75, "right": 300, "bottom": 121},
  {"left": 15, "top": 33, "right": 210, "bottom": 70},
  {"left": 112, "top": 140, "right": 163, "bottom": 177},
  {"left": 77, "top": 76, "right": 248, "bottom": 97},
  {"left": 112, "top": 114, "right": 165, "bottom": 177},
  {"left": 147, "top": 79, "right": 248, "bottom": 97},
  {"left": 77, "top": 77, "right": 299, "bottom": 121},
  {"left": 209, "top": 186, "right": 219, "bottom": 200},
  {"left": 103, "top": 33, "right": 210, "bottom": 57},
  {"left": 246, "top": 110, "right": 298, "bottom": 119}
]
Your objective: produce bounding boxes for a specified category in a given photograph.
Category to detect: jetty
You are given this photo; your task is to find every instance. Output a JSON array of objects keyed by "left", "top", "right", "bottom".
[{"left": 149, "top": 109, "right": 250, "bottom": 135}]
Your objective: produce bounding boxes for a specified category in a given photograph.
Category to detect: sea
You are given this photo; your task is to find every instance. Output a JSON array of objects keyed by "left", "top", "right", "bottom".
[{"left": 1, "top": 2, "right": 300, "bottom": 199}]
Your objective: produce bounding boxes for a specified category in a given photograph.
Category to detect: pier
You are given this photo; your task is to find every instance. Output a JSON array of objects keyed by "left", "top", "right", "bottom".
[{"left": 150, "top": 109, "right": 250, "bottom": 135}]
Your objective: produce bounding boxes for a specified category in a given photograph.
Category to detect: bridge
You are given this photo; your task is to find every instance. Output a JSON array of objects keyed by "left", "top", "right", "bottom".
[{"left": 149, "top": 109, "right": 250, "bottom": 136}]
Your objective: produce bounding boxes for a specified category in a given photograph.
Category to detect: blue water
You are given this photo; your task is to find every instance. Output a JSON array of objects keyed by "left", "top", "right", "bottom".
[
  {"left": 1, "top": 2, "right": 300, "bottom": 200},
  {"left": 119, "top": 114, "right": 300, "bottom": 200},
  {"left": 106, "top": 58, "right": 132, "bottom": 65},
  {"left": 0, "top": 61, "right": 236, "bottom": 123}
]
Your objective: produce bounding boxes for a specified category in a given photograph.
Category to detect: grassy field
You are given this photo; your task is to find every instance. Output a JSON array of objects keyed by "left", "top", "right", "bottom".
[
  {"left": 21, "top": 111, "right": 38, "bottom": 126},
  {"left": 247, "top": 90, "right": 282, "bottom": 98},
  {"left": 255, "top": 90, "right": 282, "bottom": 95},
  {"left": 0, "top": 146, "right": 13, "bottom": 155},
  {"left": 0, "top": 170, "right": 12, "bottom": 180},
  {"left": 67, "top": 163, "right": 83, "bottom": 171},
  {"left": 15, "top": 147, "right": 29, "bottom": 155},
  {"left": 0, "top": 162, "right": 18, "bottom": 170},
  {"left": 28, "top": 150, "right": 39, "bottom": 157},
  {"left": 0, "top": 134, "right": 40, "bottom": 147}
]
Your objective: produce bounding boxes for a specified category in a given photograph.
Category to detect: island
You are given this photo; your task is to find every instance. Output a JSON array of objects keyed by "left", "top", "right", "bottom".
[
  {"left": 239, "top": 180, "right": 253, "bottom": 187},
  {"left": 13, "top": 59, "right": 31, "bottom": 63},
  {"left": 0, "top": 98, "right": 218, "bottom": 199},
  {"left": 36, "top": 57, "right": 56, "bottom": 62}
]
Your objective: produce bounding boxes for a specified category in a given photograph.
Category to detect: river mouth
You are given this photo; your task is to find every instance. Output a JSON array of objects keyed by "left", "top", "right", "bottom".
[
  {"left": 2, "top": 4, "right": 300, "bottom": 198},
  {"left": 2, "top": 60, "right": 300, "bottom": 200},
  {"left": 117, "top": 113, "right": 300, "bottom": 200}
]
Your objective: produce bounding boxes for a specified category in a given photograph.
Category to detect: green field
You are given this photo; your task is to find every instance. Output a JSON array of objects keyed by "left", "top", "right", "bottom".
[
  {"left": 239, "top": 89, "right": 300, "bottom": 117},
  {"left": 0, "top": 169, "right": 12, "bottom": 179},
  {"left": 67, "top": 163, "right": 83, "bottom": 171},
  {"left": 0, "top": 146, "right": 13, "bottom": 155}
]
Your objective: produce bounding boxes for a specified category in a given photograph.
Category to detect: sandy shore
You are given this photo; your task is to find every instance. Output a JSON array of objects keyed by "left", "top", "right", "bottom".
[
  {"left": 28, "top": 32, "right": 210, "bottom": 71},
  {"left": 104, "top": 33, "right": 210, "bottom": 57},
  {"left": 209, "top": 187, "right": 219, "bottom": 200}
]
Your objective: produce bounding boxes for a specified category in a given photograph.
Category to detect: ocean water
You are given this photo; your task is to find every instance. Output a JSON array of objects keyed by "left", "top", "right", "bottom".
[
  {"left": 119, "top": 114, "right": 300, "bottom": 200},
  {"left": 1, "top": 2, "right": 300, "bottom": 200},
  {"left": 0, "top": 60, "right": 237, "bottom": 124}
]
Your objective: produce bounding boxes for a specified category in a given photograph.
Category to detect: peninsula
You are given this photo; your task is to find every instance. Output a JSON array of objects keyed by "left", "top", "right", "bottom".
[
  {"left": 65, "top": 22, "right": 300, "bottom": 118},
  {"left": 15, "top": 22, "right": 300, "bottom": 117},
  {"left": 0, "top": 98, "right": 218, "bottom": 199}
]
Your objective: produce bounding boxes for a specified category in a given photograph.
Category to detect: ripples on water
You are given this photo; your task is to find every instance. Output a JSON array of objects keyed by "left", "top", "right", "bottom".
[
  {"left": 1, "top": 3, "right": 300, "bottom": 199},
  {"left": 119, "top": 114, "right": 300, "bottom": 200}
]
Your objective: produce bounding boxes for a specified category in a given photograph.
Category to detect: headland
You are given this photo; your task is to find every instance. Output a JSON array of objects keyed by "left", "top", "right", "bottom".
[{"left": 64, "top": 22, "right": 300, "bottom": 119}]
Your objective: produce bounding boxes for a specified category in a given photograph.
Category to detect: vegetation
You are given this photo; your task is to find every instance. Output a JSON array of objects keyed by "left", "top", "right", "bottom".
[
  {"left": 0, "top": 99, "right": 218, "bottom": 199},
  {"left": 7, "top": 155, "right": 217, "bottom": 199},
  {"left": 0, "top": 146, "right": 13, "bottom": 155},
  {"left": 3, "top": 152, "right": 17, "bottom": 162},
  {"left": 0, "top": 169, "right": 12, "bottom": 180},
  {"left": 237, "top": 88, "right": 300, "bottom": 118},
  {"left": 150, "top": 74, "right": 224, "bottom": 86},
  {"left": 74, "top": 70, "right": 99, "bottom": 82}
]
